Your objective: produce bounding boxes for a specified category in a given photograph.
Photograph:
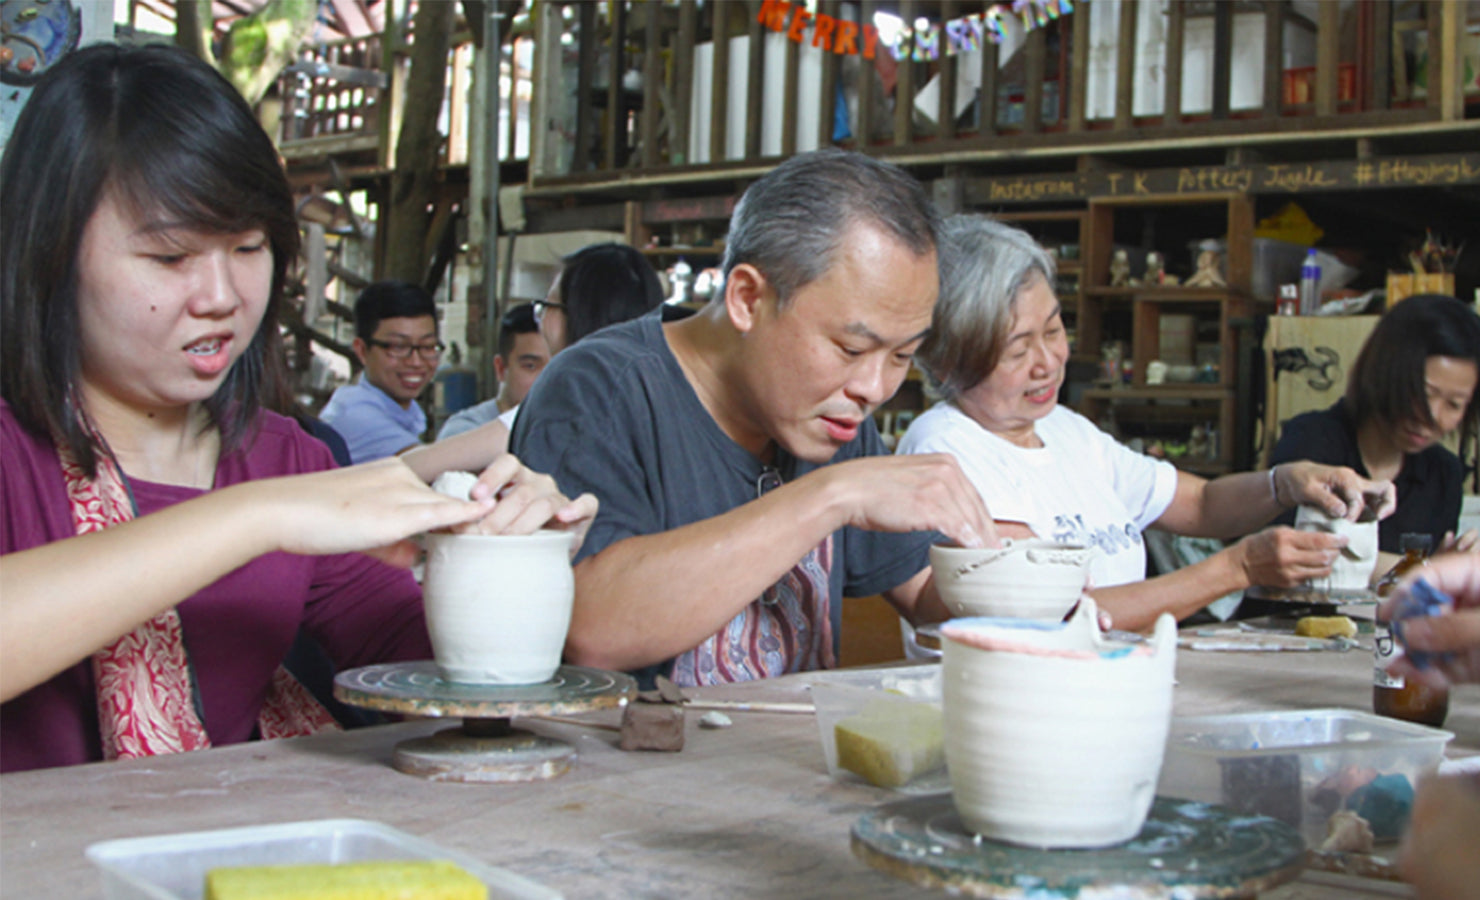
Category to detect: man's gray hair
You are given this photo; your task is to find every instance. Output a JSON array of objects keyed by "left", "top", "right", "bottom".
[
  {"left": 722, "top": 149, "right": 939, "bottom": 308},
  {"left": 916, "top": 214, "right": 1058, "bottom": 403}
]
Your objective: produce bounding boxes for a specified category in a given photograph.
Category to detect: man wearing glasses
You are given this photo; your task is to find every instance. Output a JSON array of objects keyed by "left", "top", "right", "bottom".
[
  {"left": 511, "top": 150, "right": 997, "bottom": 689},
  {"left": 321, "top": 280, "right": 444, "bottom": 463}
]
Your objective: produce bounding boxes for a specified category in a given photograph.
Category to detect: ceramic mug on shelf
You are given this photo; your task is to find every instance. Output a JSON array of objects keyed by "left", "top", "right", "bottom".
[
  {"left": 422, "top": 530, "right": 576, "bottom": 685},
  {"left": 940, "top": 598, "right": 1178, "bottom": 848}
]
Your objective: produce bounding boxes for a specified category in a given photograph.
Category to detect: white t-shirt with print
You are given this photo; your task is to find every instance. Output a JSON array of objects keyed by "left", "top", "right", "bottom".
[{"left": 898, "top": 403, "right": 1178, "bottom": 588}]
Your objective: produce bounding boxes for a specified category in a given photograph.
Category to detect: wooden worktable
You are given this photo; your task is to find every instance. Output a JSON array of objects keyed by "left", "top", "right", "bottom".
[{"left": 2, "top": 643, "right": 1474, "bottom": 898}]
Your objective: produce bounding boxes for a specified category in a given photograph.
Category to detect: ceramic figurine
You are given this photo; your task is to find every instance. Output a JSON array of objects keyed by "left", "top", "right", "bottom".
[
  {"left": 1144, "top": 251, "right": 1179, "bottom": 286},
  {"left": 1109, "top": 248, "right": 1132, "bottom": 287},
  {"left": 1184, "top": 248, "right": 1226, "bottom": 288}
]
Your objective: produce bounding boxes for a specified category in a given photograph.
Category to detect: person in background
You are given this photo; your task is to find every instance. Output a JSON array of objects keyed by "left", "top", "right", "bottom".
[
  {"left": 1269, "top": 293, "right": 1480, "bottom": 577},
  {"left": 898, "top": 214, "right": 1393, "bottom": 632},
  {"left": 404, "top": 242, "right": 667, "bottom": 479},
  {"left": 320, "top": 280, "right": 442, "bottom": 463},
  {"left": 509, "top": 149, "right": 997, "bottom": 689},
  {"left": 0, "top": 43, "right": 595, "bottom": 772},
  {"left": 1380, "top": 551, "right": 1480, "bottom": 899},
  {"left": 436, "top": 303, "right": 548, "bottom": 440},
  {"left": 534, "top": 242, "right": 666, "bottom": 358}
]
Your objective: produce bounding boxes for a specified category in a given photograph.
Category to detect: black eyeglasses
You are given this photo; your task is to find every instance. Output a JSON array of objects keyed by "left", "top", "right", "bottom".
[
  {"left": 533, "top": 299, "right": 567, "bottom": 325},
  {"left": 365, "top": 339, "right": 444, "bottom": 360}
]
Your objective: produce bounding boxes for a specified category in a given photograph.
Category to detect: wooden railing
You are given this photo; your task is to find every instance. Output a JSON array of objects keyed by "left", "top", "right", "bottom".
[{"left": 272, "top": 2, "right": 1477, "bottom": 188}]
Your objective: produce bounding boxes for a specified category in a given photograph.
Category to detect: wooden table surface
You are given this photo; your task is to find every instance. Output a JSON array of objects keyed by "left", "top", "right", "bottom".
[{"left": 2, "top": 641, "right": 1473, "bottom": 899}]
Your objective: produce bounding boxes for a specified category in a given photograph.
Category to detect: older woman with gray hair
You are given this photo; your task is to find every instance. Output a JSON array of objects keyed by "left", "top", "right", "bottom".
[{"left": 898, "top": 214, "right": 1396, "bottom": 630}]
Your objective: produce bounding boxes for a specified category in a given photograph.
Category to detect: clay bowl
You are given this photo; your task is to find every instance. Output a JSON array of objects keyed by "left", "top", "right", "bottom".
[
  {"left": 930, "top": 539, "right": 1095, "bottom": 621},
  {"left": 940, "top": 599, "right": 1178, "bottom": 848}
]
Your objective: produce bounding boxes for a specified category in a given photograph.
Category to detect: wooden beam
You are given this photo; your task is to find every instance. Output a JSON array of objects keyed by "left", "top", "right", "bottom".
[
  {"left": 782, "top": 9, "right": 801, "bottom": 155},
  {"left": 674, "top": 0, "right": 697, "bottom": 165},
  {"left": 1315, "top": 0, "right": 1340, "bottom": 116},
  {"left": 938, "top": 0, "right": 958, "bottom": 140},
  {"left": 640, "top": 0, "right": 662, "bottom": 169},
  {"left": 1067, "top": 0, "right": 1088, "bottom": 132},
  {"left": 1211, "top": 0, "right": 1232, "bottom": 120},
  {"left": 1367, "top": 0, "right": 1391, "bottom": 111},
  {"left": 979, "top": 26, "right": 1000, "bottom": 134},
  {"left": 818, "top": 0, "right": 841, "bottom": 148},
  {"left": 709, "top": 2, "right": 731, "bottom": 163},
  {"left": 605, "top": 0, "right": 627, "bottom": 170},
  {"left": 857, "top": 1, "right": 877, "bottom": 146},
  {"left": 1165, "top": 0, "right": 1185, "bottom": 125},
  {"left": 1436, "top": 0, "right": 1463, "bottom": 121},
  {"left": 1023, "top": 24, "right": 1046, "bottom": 134},
  {"left": 1260, "top": 0, "right": 1282, "bottom": 118},
  {"left": 1114, "top": 0, "right": 1137, "bottom": 131},
  {"left": 894, "top": 0, "right": 916, "bottom": 147},
  {"left": 1425, "top": 0, "right": 1443, "bottom": 114},
  {"left": 745, "top": 0, "right": 765, "bottom": 160},
  {"left": 574, "top": 0, "right": 596, "bottom": 172}
]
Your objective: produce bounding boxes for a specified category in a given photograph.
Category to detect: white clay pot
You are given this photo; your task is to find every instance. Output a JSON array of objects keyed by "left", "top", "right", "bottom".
[
  {"left": 1294, "top": 505, "right": 1378, "bottom": 593},
  {"left": 422, "top": 530, "right": 576, "bottom": 685},
  {"left": 930, "top": 539, "right": 1097, "bottom": 621},
  {"left": 941, "top": 598, "right": 1177, "bottom": 848}
]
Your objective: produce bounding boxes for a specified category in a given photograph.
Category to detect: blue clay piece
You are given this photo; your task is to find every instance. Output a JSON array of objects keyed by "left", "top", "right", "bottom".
[
  {"left": 1346, "top": 773, "right": 1414, "bottom": 840},
  {"left": 1392, "top": 578, "right": 1453, "bottom": 670}
]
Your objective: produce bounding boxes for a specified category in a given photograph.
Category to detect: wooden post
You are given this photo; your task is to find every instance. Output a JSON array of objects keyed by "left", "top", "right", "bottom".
[
  {"left": 1164, "top": 0, "right": 1185, "bottom": 125},
  {"left": 710, "top": 1, "right": 731, "bottom": 163},
  {"left": 1023, "top": 24, "right": 1045, "bottom": 134},
  {"left": 1113, "top": 0, "right": 1137, "bottom": 131},
  {"left": 574, "top": 1, "right": 596, "bottom": 172},
  {"left": 1367, "top": 0, "right": 1391, "bottom": 111},
  {"left": 1315, "top": 0, "right": 1340, "bottom": 116},
  {"left": 894, "top": 0, "right": 916, "bottom": 147},
  {"left": 782, "top": 10, "right": 801, "bottom": 156},
  {"left": 745, "top": 0, "right": 765, "bottom": 160},
  {"left": 857, "top": 0, "right": 877, "bottom": 146},
  {"left": 605, "top": 0, "right": 627, "bottom": 170},
  {"left": 1211, "top": 0, "right": 1232, "bottom": 120},
  {"left": 640, "top": 0, "right": 662, "bottom": 169},
  {"left": 1261, "top": 0, "right": 1284, "bottom": 118},
  {"left": 938, "top": 0, "right": 958, "bottom": 140},
  {"left": 1067, "top": 0, "right": 1089, "bottom": 132},
  {"left": 674, "top": 0, "right": 697, "bottom": 165},
  {"left": 1435, "top": 0, "right": 1463, "bottom": 120},
  {"left": 818, "top": 0, "right": 841, "bottom": 148}
]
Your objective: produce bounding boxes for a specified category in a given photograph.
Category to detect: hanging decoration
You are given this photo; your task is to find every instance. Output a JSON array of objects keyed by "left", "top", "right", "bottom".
[{"left": 756, "top": 0, "right": 1075, "bottom": 63}]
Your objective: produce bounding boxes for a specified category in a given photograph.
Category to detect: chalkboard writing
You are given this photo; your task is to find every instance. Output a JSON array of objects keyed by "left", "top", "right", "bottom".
[{"left": 966, "top": 153, "right": 1480, "bottom": 205}]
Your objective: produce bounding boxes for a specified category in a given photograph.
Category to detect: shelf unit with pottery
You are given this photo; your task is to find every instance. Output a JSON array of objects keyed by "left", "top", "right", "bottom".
[{"left": 1076, "top": 193, "right": 1257, "bottom": 476}]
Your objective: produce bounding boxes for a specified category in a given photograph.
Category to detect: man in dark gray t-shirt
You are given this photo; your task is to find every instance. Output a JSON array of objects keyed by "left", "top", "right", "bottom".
[{"left": 512, "top": 150, "right": 997, "bottom": 688}]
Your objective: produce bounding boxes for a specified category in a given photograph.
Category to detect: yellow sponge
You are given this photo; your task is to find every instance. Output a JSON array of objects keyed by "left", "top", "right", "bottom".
[
  {"left": 1295, "top": 615, "right": 1357, "bottom": 639},
  {"left": 204, "top": 859, "right": 486, "bottom": 899},
  {"left": 835, "top": 700, "right": 944, "bottom": 788}
]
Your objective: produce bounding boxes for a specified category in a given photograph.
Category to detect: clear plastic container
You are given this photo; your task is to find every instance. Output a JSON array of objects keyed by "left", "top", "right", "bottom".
[
  {"left": 85, "top": 818, "right": 560, "bottom": 900},
  {"left": 1158, "top": 709, "right": 1452, "bottom": 848},
  {"left": 808, "top": 667, "right": 947, "bottom": 794}
]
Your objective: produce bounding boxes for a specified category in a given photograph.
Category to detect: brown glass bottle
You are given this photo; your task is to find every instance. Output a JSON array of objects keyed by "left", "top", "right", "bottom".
[{"left": 1372, "top": 534, "right": 1449, "bottom": 727}]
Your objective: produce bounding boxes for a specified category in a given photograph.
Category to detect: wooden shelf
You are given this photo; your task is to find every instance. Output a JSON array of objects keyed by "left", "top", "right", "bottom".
[
  {"left": 641, "top": 244, "right": 724, "bottom": 258},
  {"left": 1087, "top": 286, "right": 1243, "bottom": 302},
  {"left": 1082, "top": 386, "right": 1231, "bottom": 402}
]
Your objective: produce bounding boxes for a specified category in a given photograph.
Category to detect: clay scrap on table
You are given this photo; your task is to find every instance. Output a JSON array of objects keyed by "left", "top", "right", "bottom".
[{"left": 620, "top": 703, "right": 685, "bottom": 752}]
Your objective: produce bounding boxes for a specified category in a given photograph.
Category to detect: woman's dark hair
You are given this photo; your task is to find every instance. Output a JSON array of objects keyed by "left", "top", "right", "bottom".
[
  {"left": 0, "top": 43, "right": 300, "bottom": 476},
  {"left": 1345, "top": 294, "right": 1480, "bottom": 436},
  {"left": 554, "top": 243, "right": 665, "bottom": 345}
]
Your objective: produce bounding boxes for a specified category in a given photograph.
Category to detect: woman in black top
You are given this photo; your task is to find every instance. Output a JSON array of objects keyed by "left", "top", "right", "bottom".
[{"left": 1271, "top": 294, "right": 1480, "bottom": 575}]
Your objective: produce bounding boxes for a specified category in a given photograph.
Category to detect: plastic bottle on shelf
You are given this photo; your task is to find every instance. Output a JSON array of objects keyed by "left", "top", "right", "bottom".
[
  {"left": 1372, "top": 533, "right": 1449, "bottom": 727},
  {"left": 1299, "top": 249, "right": 1322, "bottom": 315}
]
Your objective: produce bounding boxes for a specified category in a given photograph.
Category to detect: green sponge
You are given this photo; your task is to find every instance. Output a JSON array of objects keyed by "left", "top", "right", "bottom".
[{"left": 834, "top": 700, "right": 944, "bottom": 788}]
